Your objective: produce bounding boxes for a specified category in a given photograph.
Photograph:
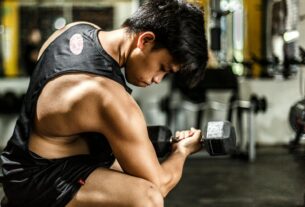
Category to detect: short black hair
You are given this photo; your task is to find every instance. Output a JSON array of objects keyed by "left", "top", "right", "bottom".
[{"left": 122, "top": 0, "right": 208, "bottom": 88}]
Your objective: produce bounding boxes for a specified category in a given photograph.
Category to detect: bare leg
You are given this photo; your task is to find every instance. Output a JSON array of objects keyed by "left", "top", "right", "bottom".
[{"left": 66, "top": 168, "right": 164, "bottom": 207}]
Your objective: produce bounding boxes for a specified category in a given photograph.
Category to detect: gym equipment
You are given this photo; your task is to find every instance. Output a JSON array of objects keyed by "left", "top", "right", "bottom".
[
  {"left": 288, "top": 99, "right": 305, "bottom": 151},
  {"left": 228, "top": 93, "right": 268, "bottom": 161},
  {"left": 0, "top": 91, "right": 25, "bottom": 114},
  {"left": 289, "top": 99, "right": 305, "bottom": 133},
  {"left": 287, "top": 47, "right": 305, "bottom": 152},
  {"left": 161, "top": 67, "right": 268, "bottom": 162},
  {"left": 250, "top": 94, "right": 267, "bottom": 114},
  {"left": 147, "top": 121, "right": 236, "bottom": 157},
  {"left": 0, "top": 91, "right": 20, "bottom": 114}
]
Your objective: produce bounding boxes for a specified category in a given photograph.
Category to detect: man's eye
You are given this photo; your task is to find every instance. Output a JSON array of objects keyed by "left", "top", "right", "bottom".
[
  {"left": 160, "top": 65, "right": 167, "bottom": 72},
  {"left": 163, "top": 73, "right": 170, "bottom": 79}
]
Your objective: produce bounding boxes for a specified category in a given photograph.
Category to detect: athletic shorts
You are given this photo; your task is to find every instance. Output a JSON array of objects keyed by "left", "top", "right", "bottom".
[
  {"left": 1, "top": 132, "right": 115, "bottom": 207},
  {"left": 2, "top": 151, "right": 114, "bottom": 207}
]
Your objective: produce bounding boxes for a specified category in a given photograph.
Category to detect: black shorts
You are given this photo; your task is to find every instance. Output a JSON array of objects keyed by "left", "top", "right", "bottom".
[
  {"left": 1, "top": 133, "right": 115, "bottom": 207},
  {"left": 2, "top": 151, "right": 114, "bottom": 207}
]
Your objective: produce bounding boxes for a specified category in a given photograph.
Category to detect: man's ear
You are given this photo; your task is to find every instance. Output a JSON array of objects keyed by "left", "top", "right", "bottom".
[{"left": 137, "top": 32, "right": 155, "bottom": 50}]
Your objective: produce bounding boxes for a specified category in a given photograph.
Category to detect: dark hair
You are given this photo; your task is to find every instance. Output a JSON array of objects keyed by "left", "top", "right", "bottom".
[{"left": 122, "top": 0, "right": 208, "bottom": 88}]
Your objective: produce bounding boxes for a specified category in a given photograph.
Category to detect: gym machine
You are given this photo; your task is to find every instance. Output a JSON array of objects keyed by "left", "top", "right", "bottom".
[{"left": 288, "top": 47, "right": 305, "bottom": 152}]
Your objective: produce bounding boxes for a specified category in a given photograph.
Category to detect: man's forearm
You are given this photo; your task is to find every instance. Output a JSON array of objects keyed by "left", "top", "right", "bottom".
[{"left": 159, "top": 148, "right": 188, "bottom": 197}]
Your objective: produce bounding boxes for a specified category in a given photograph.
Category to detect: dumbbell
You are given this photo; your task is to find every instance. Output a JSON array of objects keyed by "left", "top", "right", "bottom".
[{"left": 147, "top": 121, "right": 236, "bottom": 157}]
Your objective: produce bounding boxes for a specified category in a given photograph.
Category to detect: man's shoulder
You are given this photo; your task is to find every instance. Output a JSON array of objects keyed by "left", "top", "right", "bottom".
[
  {"left": 94, "top": 76, "right": 134, "bottom": 108},
  {"left": 61, "top": 74, "right": 131, "bottom": 105},
  {"left": 63, "top": 74, "right": 133, "bottom": 111},
  {"left": 70, "top": 74, "right": 140, "bottom": 133},
  {"left": 38, "top": 73, "right": 131, "bottom": 114}
]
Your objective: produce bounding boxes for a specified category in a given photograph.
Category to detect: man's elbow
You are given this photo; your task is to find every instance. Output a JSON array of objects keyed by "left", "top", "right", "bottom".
[{"left": 158, "top": 173, "right": 175, "bottom": 197}]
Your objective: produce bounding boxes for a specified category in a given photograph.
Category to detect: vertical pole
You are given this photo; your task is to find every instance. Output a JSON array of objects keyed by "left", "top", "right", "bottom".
[
  {"left": 249, "top": 105, "right": 256, "bottom": 162},
  {"left": 244, "top": 0, "right": 263, "bottom": 78},
  {"left": 2, "top": 0, "right": 19, "bottom": 77},
  {"left": 0, "top": 1, "right": 3, "bottom": 76}
]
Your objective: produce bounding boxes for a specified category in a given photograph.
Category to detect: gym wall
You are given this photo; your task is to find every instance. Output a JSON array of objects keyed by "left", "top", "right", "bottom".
[{"left": 0, "top": 0, "right": 304, "bottom": 148}]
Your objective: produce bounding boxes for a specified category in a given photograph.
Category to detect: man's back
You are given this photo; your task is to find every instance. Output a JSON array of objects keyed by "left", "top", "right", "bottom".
[{"left": 28, "top": 73, "right": 128, "bottom": 159}]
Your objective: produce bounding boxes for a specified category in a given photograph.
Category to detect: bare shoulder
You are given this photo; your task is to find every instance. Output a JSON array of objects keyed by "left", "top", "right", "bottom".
[
  {"left": 96, "top": 76, "right": 144, "bottom": 133},
  {"left": 77, "top": 75, "right": 145, "bottom": 137}
]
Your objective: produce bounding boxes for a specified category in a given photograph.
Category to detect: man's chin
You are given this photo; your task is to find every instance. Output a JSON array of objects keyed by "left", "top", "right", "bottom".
[
  {"left": 137, "top": 83, "right": 149, "bottom": 88},
  {"left": 128, "top": 81, "right": 150, "bottom": 87}
]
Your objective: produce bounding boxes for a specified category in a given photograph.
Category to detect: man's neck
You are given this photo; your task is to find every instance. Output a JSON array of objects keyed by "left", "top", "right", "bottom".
[{"left": 98, "top": 28, "right": 135, "bottom": 67}]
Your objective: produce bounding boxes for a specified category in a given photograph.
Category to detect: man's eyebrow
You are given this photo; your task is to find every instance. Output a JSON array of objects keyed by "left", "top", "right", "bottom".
[
  {"left": 170, "top": 65, "right": 179, "bottom": 73},
  {"left": 162, "top": 64, "right": 172, "bottom": 73}
]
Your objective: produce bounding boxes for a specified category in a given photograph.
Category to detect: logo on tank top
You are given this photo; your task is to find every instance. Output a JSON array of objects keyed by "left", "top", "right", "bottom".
[{"left": 69, "top": 33, "right": 84, "bottom": 55}]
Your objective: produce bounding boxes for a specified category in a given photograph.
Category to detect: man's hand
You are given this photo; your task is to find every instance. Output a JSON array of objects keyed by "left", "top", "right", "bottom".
[{"left": 172, "top": 128, "right": 203, "bottom": 156}]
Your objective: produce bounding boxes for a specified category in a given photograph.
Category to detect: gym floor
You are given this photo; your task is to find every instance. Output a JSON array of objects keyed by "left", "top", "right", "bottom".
[
  {"left": 165, "top": 146, "right": 305, "bottom": 207},
  {"left": 0, "top": 146, "right": 304, "bottom": 207}
]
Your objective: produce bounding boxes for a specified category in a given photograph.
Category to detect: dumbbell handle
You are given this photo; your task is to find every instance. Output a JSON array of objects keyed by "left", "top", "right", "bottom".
[{"left": 169, "top": 136, "right": 200, "bottom": 143}]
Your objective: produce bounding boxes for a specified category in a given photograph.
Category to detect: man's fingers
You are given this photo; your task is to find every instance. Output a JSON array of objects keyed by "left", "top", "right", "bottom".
[
  {"left": 174, "top": 129, "right": 196, "bottom": 142},
  {"left": 175, "top": 130, "right": 189, "bottom": 138}
]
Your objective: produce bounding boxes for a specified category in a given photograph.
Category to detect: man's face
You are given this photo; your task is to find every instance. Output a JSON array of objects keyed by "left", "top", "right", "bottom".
[{"left": 125, "top": 33, "right": 179, "bottom": 87}]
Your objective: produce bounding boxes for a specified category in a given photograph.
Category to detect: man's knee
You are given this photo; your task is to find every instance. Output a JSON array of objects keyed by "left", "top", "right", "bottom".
[
  {"left": 135, "top": 181, "right": 164, "bottom": 207},
  {"left": 146, "top": 184, "right": 164, "bottom": 207}
]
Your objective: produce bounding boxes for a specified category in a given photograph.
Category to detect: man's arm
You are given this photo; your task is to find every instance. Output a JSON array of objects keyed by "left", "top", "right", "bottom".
[{"left": 93, "top": 79, "right": 202, "bottom": 197}]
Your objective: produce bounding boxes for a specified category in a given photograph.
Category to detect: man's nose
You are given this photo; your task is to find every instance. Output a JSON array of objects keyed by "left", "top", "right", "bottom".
[{"left": 152, "top": 74, "right": 163, "bottom": 84}]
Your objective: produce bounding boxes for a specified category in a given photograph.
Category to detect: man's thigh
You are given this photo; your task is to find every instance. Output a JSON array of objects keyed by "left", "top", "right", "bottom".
[{"left": 66, "top": 167, "right": 163, "bottom": 207}]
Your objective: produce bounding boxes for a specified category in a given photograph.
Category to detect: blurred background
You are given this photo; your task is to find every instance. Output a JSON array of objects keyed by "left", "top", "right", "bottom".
[{"left": 0, "top": 0, "right": 305, "bottom": 206}]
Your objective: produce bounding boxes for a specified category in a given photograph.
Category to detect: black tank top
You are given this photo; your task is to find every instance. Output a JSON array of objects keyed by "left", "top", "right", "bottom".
[{"left": 0, "top": 23, "right": 131, "bottom": 180}]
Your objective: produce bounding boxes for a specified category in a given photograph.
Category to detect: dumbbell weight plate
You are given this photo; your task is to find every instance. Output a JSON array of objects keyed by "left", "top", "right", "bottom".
[
  {"left": 289, "top": 99, "right": 305, "bottom": 133},
  {"left": 203, "top": 121, "right": 236, "bottom": 156},
  {"left": 147, "top": 126, "right": 172, "bottom": 157}
]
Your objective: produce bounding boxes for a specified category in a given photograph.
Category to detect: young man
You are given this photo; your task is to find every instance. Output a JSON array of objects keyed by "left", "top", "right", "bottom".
[{"left": 0, "top": 0, "right": 208, "bottom": 206}]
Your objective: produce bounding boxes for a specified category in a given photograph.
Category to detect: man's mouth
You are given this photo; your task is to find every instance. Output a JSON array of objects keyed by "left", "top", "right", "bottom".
[{"left": 143, "top": 82, "right": 151, "bottom": 86}]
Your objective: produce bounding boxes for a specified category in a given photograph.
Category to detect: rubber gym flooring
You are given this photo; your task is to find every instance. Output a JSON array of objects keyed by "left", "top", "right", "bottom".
[
  {"left": 0, "top": 146, "right": 304, "bottom": 207},
  {"left": 165, "top": 146, "right": 305, "bottom": 207}
]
